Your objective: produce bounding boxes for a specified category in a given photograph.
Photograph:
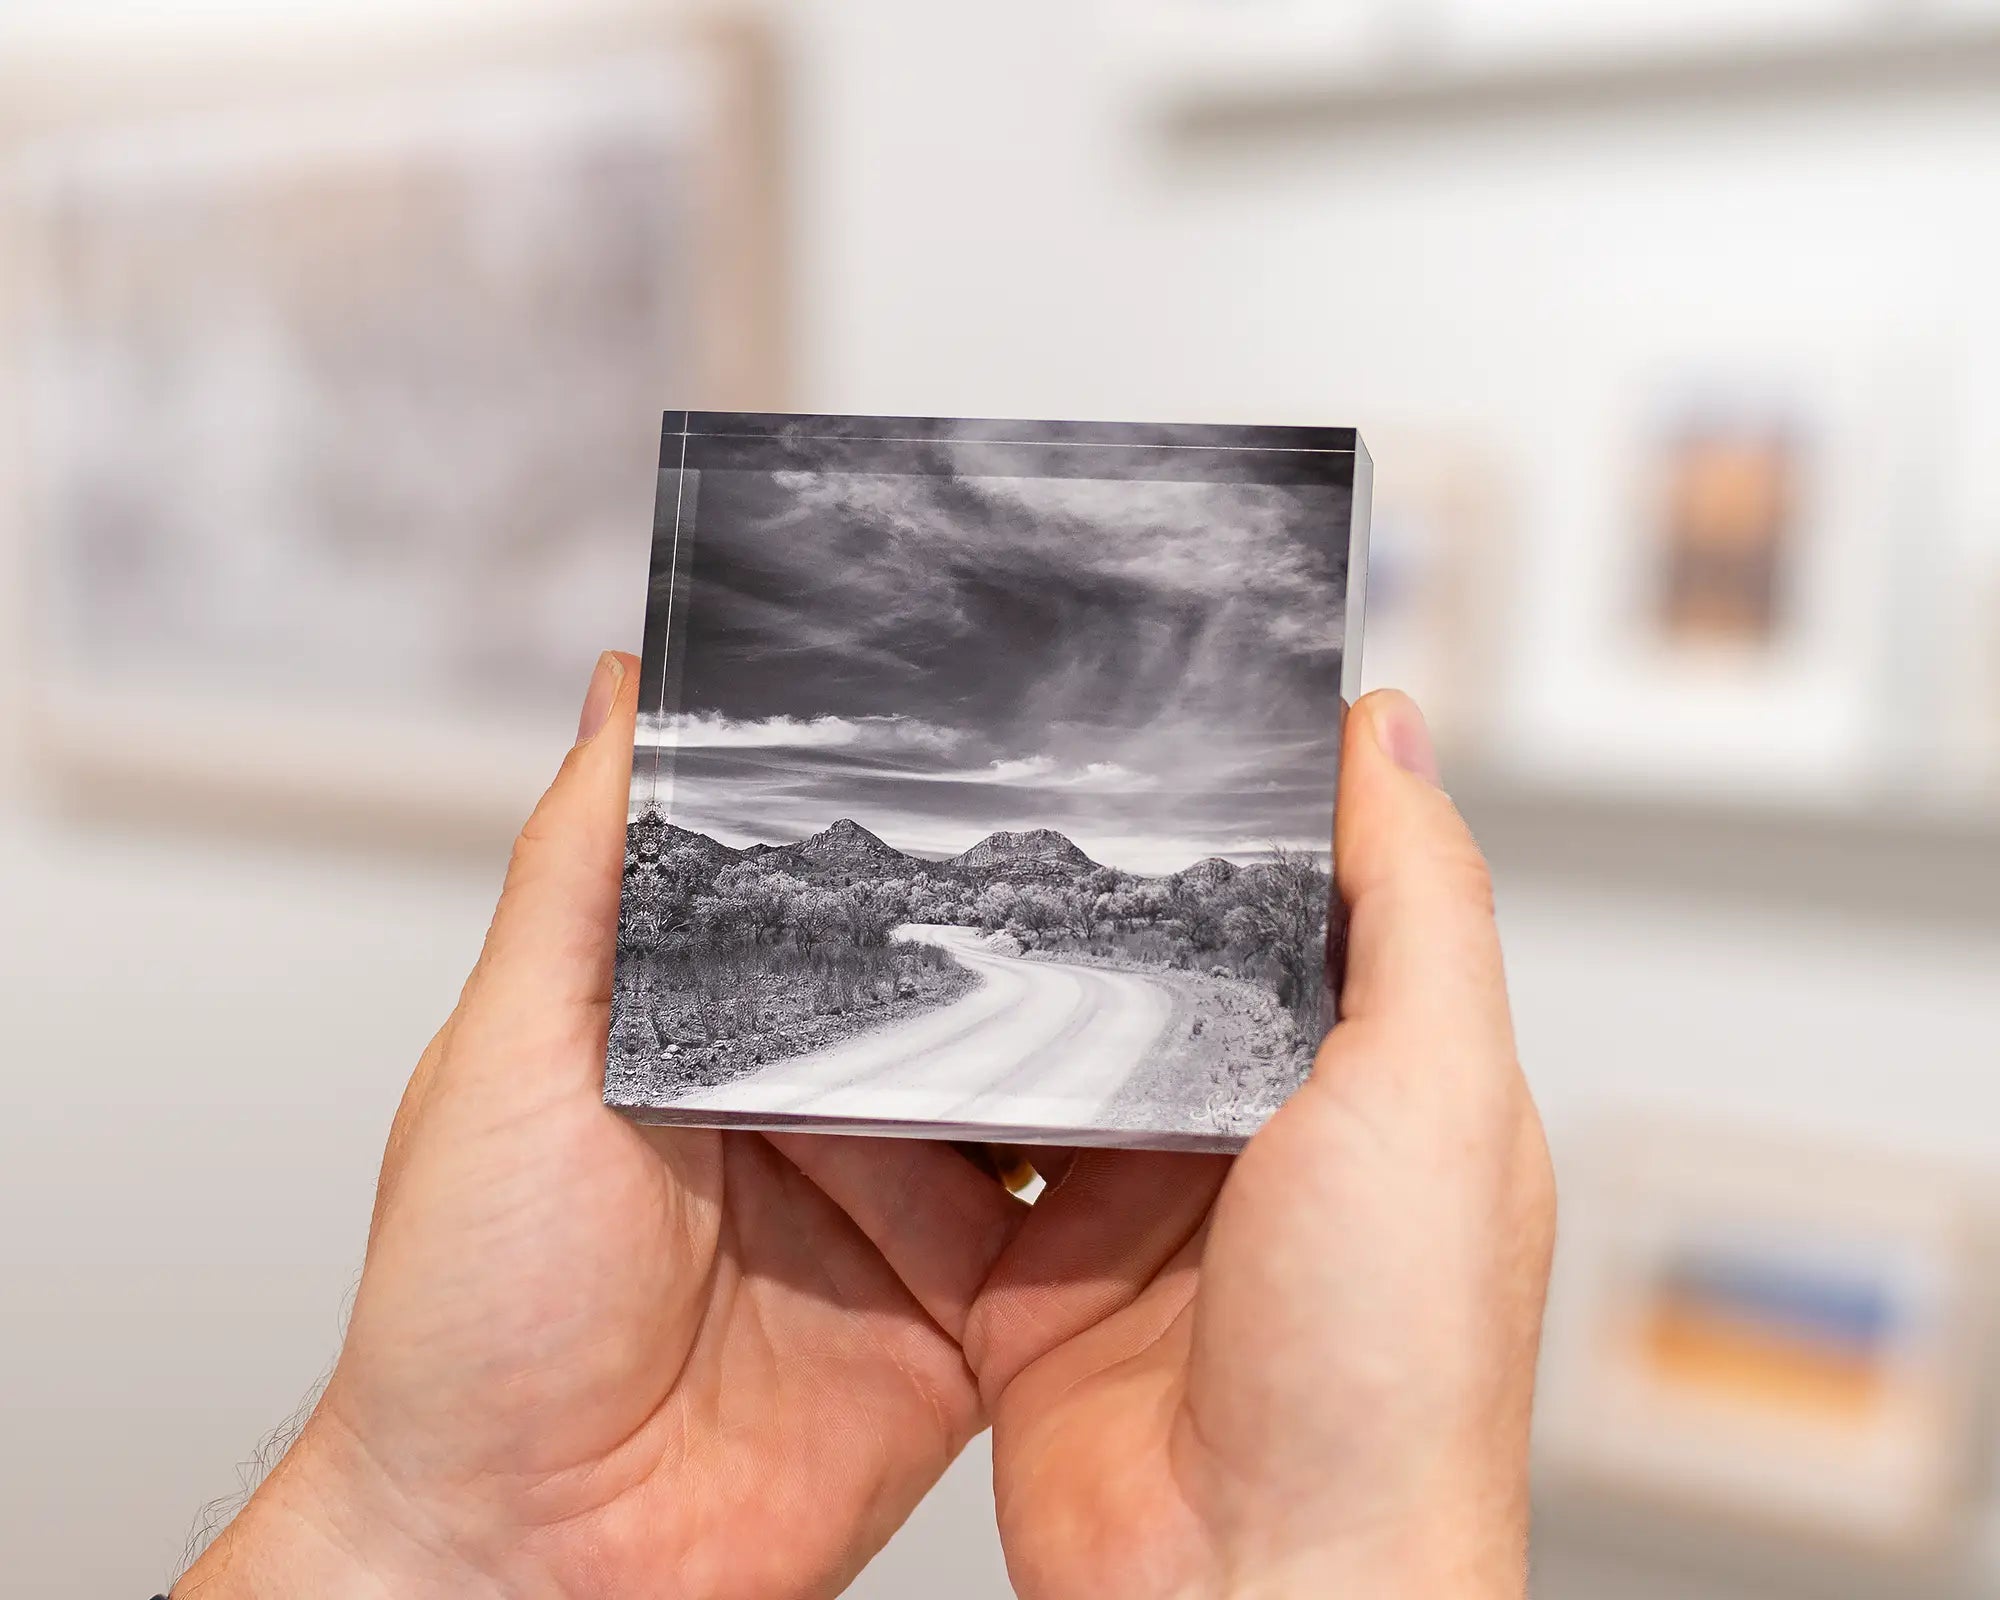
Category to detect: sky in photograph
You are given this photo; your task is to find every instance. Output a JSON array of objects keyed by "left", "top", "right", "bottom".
[{"left": 633, "top": 455, "right": 1349, "bottom": 874}]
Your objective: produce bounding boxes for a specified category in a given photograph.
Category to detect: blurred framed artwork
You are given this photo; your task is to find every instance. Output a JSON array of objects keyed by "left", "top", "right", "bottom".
[
  {"left": 1932, "top": 350, "right": 2000, "bottom": 799},
  {"left": 1502, "top": 346, "right": 1924, "bottom": 805},
  {"left": 1, "top": 10, "right": 784, "bottom": 837},
  {"left": 1538, "top": 1119, "right": 1990, "bottom": 1562},
  {"left": 1652, "top": 404, "right": 1797, "bottom": 651}
]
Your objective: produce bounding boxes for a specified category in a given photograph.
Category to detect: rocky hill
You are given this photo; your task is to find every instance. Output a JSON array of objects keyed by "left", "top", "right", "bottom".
[
  {"left": 631, "top": 811, "right": 1270, "bottom": 888},
  {"left": 663, "top": 823, "right": 738, "bottom": 862},
  {"left": 1179, "top": 856, "right": 1240, "bottom": 890},
  {"left": 757, "top": 818, "right": 923, "bottom": 884},
  {"left": 949, "top": 827, "right": 1101, "bottom": 885},
  {"left": 628, "top": 811, "right": 739, "bottom": 868}
]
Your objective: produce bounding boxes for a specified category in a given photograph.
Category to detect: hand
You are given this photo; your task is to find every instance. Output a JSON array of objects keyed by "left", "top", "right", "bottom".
[
  {"left": 177, "top": 653, "right": 1025, "bottom": 1600},
  {"left": 964, "top": 691, "right": 1556, "bottom": 1599}
]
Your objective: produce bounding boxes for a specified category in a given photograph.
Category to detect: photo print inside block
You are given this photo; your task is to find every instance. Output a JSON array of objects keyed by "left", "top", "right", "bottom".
[{"left": 608, "top": 413, "right": 1371, "bottom": 1151}]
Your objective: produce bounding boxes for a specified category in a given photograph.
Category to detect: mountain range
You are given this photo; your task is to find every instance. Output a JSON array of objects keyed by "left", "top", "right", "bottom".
[
  {"left": 630, "top": 814, "right": 1292, "bottom": 889},
  {"left": 633, "top": 813, "right": 1141, "bottom": 884}
]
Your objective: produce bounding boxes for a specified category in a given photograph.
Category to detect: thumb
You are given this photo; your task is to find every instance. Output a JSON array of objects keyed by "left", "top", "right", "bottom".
[
  {"left": 1323, "top": 689, "right": 1514, "bottom": 1082},
  {"left": 467, "top": 650, "right": 640, "bottom": 1030},
  {"left": 368, "top": 653, "right": 636, "bottom": 1220}
]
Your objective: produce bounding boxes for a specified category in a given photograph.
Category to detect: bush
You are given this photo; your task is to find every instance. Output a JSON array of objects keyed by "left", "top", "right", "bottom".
[
  {"left": 616, "top": 818, "right": 1327, "bottom": 1043},
  {"left": 838, "top": 882, "right": 904, "bottom": 947}
]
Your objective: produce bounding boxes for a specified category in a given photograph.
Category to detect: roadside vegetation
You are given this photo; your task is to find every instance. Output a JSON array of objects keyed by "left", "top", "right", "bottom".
[
  {"left": 605, "top": 810, "right": 1333, "bottom": 1116},
  {"left": 606, "top": 828, "right": 976, "bottom": 1100}
]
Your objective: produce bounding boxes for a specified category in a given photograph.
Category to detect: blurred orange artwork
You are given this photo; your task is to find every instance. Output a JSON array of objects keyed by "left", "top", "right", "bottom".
[{"left": 1626, "top": 1303, "right": 1888, "bottom": 1425}]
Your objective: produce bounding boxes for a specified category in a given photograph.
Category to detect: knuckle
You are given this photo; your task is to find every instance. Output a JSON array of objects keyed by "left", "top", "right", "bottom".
[
  {"left": 513, "top": 785, "right": 567, "bottom": 858},
  {"left": 1510, "top": 1099, "right": 1558, "bottom": 1257},
  {"left": 511, "top": 740, "right": 593, "bottom": 860},
  {"left": 503, "top": 780, "right": 576, "bottom": 897},
  {"left": 1431, "top": 831, "right": 1497, "bottom": 919}
]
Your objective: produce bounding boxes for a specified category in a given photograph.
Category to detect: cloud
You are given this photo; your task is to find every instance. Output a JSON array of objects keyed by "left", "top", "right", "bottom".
[
  {"left": 641, "top": 712, "right": 961, "bottom": 754},
  {"left": 983, "top": 755, "right": 1055, "bottom": 783},
  {"left": 1039, "top": 759, "right": 1157, "bottom": 792},
  {"left": 650, "top": 432, "right": 1349, "bottom": 873},
  {"left": 901, "top": 755, "right": 1159, "bottom": 792}
]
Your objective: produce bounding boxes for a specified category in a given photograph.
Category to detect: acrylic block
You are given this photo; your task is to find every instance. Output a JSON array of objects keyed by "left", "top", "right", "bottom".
[{"left": 607, "top": 412, "right": 1371, "bottom": 1152}]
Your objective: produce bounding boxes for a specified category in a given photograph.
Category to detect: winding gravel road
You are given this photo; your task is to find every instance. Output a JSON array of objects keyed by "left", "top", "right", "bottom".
[{"left": 670, "top": 924, "right": 1175, "bottom": 1131}]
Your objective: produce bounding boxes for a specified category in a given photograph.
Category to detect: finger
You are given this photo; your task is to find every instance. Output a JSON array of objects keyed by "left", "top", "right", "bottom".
[
  {"left": 767, "top": 1133, "right": 1028, "bottom": 1342},
  {"left": 458, "top": 651, "right": 639, "bottom": 1073},
  {"left": 963, "top": 1149, "right": 1229, "bottom": 1407},
  {"left": 1324, "top": 690, "right": 1513, "bottom": 1078}
]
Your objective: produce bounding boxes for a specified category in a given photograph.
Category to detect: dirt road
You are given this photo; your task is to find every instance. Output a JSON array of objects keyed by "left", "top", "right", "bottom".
[{"left": 668, "top": 924, "right": 1174, "bottom": 1131}]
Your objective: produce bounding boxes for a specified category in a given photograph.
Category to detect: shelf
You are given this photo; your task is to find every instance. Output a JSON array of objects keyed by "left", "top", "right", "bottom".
[
  {"left": 1141, "top": 20, "right": 2000, "bottom": 133},
  {"left": 1455, "top": 773, "right": 2000, "bottom": 926}
]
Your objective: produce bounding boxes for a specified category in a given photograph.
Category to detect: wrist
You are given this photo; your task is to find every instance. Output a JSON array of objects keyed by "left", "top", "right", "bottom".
[
  {"left": 1214, "top": 1492, "right": 1529, "bottom": 1600},
  {"left": 1225, "top": 1542, "right": 1527, "bottom": 1600},
  {"left": 172, "top": 1409, "right": 512, "bottom": 1600}
]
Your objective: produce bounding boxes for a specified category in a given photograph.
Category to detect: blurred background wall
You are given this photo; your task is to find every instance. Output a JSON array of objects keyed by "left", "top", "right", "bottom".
[{"left": 3, "top": 2, "right": 1998, "bottom": 1595}]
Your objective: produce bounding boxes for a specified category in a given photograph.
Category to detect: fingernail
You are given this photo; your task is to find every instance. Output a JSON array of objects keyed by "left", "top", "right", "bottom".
[
  {"left": 576, "top": 652, "right": 622, "bottom": 744},
  {"left": 1372, "top": 692, "right": 1441, "bottom": 787}
]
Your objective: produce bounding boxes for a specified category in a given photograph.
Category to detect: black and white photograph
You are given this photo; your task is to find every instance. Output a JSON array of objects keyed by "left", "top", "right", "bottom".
[{"left": 608, "top": 412, "right": 1370, "bottom": 1149}]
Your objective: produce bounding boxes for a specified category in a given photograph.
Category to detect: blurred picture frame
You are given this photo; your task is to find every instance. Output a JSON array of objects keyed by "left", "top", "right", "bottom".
[
  {"left": 1503, "top": 345, "right": 1923, "bottom": 805},
  {"left": 1537, "top": 1119, "right": 1990, "bottom": 1562},
  {"left": 0, "top": 7, "right": 784, "bottom": 840},
  {"left": 1930, "top": 346, "right": 2000, "bottom": 799},
  {"left": 1651, "top": 401, "right": 1797, "bottom": 652}
]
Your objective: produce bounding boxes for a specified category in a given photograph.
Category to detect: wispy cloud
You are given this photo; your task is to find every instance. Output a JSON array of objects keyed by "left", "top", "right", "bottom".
[
  {"left": 640, "top": 712, "right": 962, "bottom": 754},
  {"left": 981, "top": 756, "right": 1156, "bottom": 791}
]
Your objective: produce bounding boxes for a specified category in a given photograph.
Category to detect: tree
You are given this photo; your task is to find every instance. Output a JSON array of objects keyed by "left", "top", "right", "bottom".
[
  {"left": 876, "top": 878, "right": 913, "bottom": 919},
  {"left": 1174, "top": 884, "right": 1229, "bottom": 953},
  {"left": 975, "top": 882, "right": 1021, "bottom": 931},
  {"left": 704, "top": 865, "right": 803, "bottom": 947},
  {"left": 839, "top": 882, "right": 903, "bottom": 948},
  {"left": 790, "top": 888, "right": 844, "bottom": 953},
  {"left": 689, "top": 892, "right": 746, "bottom": 950},
  {"left": 1097, "top": 889, "right": 1146, "bottom": 932},
  {"left": 1170, "top": 860, "right": 1243, "bottom": 952},
  {"left": 1008, "top": 886, "right": 1066, "bottom": 937},
  {"left": 1127, "top": 882, "right": 1173, "bottom": 925},
  {"left": 1057, "top": 884, "right": 1096, "bottom": 940},
  {"left": 906, "top": 877, "right": 951, "bottom": 924},
  {"left": 1222, "top": 846, "right": 1330, "bottom": 1015}
]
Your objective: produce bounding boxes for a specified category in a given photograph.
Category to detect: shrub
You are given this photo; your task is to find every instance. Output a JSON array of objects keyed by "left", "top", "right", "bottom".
[{"left": 838, "top": 882, "right": 903, "bottom": 947}]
